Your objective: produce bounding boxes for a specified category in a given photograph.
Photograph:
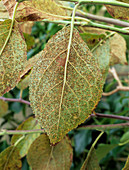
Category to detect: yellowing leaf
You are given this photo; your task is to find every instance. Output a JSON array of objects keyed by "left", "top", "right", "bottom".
[
  {"left": 123, "top": 156, "right": 129, "bottom": 170},
  {"left": 30, "top": 26, "right": 104, "bottom": 144},
  {"left": 23, "top": 33, "right": 35, "bottom": 51},
  {"left": 110, "top": 33, "right": 127, "bottom": 65},
  {"left": 0, "top": 146, "right": 22, "bottom": 170},
  {"left": 0, "top": 19, "right": 27, "bottom": 96},
  {"left": 2, "top": 0, "right": 68, "bottom": 22},
  {"left": 106, "top": 0, "right": 129, "bottom": 20},
  {"left": 0, "top": 1, "right": 9, "bottom": 19},
  {"left": 27, "top": 134, "right": 73, "bottom": 170},
  {"left": 0, "top": 99, "right": 8, "bottom": 117},
  {"left": 11, "top": 117, "right": 41, "bottom": 158}
]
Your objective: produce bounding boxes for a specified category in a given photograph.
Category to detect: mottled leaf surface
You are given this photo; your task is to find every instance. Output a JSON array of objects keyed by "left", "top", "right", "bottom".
[
  {"left": 2, "top": 0, "right": 68, "bottom": 21},
  {"left": 123, "top": 156, "right": 129, "bottom": 170},
  {"left": 27, "top": 134, "right": 73, "bottom": 170},
  {"left": 0, "top": 146, "right": 22, "bottom": 170},
  {"left": 106, "top": 0, "right": 129, "bottom": 20},
  {"left": 0, "top": 19, "right": 27, "bottom": 96},
  {"left": 0, "top": 99, "right": 8, "bottom": 117},
  {"left": 0, "top": 1, "right": 9, "bottom": 19},
  {"left": 11, "top": 117, "right": 41, "bottom": 157},
  {"left": 30, "top": 26, "right": 104, "bottom": 144},
  {"left": 93, "top": 39, "right": 110, "bottom": 79},
  {"left": 81, "top": 148, "right": 100, "bottom": 170}
]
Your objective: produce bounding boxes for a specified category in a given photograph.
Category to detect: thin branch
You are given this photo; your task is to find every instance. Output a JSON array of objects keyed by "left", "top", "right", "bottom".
[
  {"left": 0, "top": 97, "right": 30, "bottom": 105},
  {"left": 61, "top": 0, "right": 129, "bottom": 8},
  {"left": 0, "top": 129, "right": 44, "bottom": 136},
  {"left": 91, "top": 113, "right": 129, "bottom": 121},
  {"left": 103, "top": 86, "right": 129, "bottom": 96},
  {"left": 103, "top": 67, "right": 129, "bottom": 96},
  {"left": 75, "top": 12, "right": 129, "bottom": 27},
  {"left": 42, "top": 19, "right": 129, "bottom": 35},
  {"left": 78, "top": 123, "right": 129, "bottom": 130},
  {"left": 109, "top": 67, "right": 123, "bottom": 86}
]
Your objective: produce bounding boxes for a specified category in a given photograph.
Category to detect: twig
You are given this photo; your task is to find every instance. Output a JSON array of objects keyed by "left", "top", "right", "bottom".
[
  {"left": 103, "top": 86, "right": 129, "bottom": 96},
  {"left": 109, "top": 67, "right": 123, "bottom": 86},
  {"left": 0, "top": 129, "right": 44, "bottom": 136},
  {"left": 0, "top": 97, "right": 30, "bottom": 105},
  {"left": 75, "top": 12, "right": 129, "bottom": 27},
  {"left": 91, "top": 113, "right": 129, "bottom": 121},
  {"left": 78, "top": 123, "right": 129, "bottom": 130},
  {"left": 103, "top": 67, "right": 129, "bottom": 96}
]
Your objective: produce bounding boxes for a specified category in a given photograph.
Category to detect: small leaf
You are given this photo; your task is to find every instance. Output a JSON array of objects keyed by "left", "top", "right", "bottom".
[
  {"left": 110, "top": 33, "right": 127, "bottom": 65},
  {"left": 30, "top": 26, "right": 104, "bottom": 144},
  {"left": 11, "top": 117, "right": 41, "bottom": 157},
  {"left": 106, "top": 0, "right": 129, "bottom": 20},
  {"left": 27, "top": 134, "right": 73, "bottom": 170},
  {"left": 0, "top": 19, "right": 27, "bottom": 96},
  {"left": 16, "top": 72, "right": 30, "bottom": 90},
  {"left": 0, "top": 99, "right": 8, "bottom": 117},
  {"left": 96, "top": 144, "right": 117, "bottom": 162},
  {"left": 123, "top": 156, "right": 129, "bottom": 170},
  {"left": 23, "top": 33, "right": 35, "bottom": 51},
  {"left": 93, "top": 39, "right": 110, "bottom": 79},
  {"left": 119, "top": 131, "right": 129, "bottom": 146},
  {"left": 2, "top": 0, "right": 68, "bottom": 22},
  {"left": 80, "top": 32, "right": 106, "bottom": 50},
  {"left": 81, "top": 148, "right": 100, "bottom": 170},
  {"left": 0, "top": 146, "right": 22, "bottom": 170},
  {"left": 0, "top": 1, "right": 9, "bottom": 19}
]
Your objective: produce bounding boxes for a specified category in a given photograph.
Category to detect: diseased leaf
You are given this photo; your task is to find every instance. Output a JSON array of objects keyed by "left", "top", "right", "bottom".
[
  {"left": 106, "top": 0, "right": 129, "bottom": 20},
  {"left": 0, "top": 19, "right": 27, "bottom": 96},
  {"left": 0, "top": 99, "right": 8, "bottom": 117},
  {"left": 2, "top": 0, "right": 68, "bottom": 22},
  {"left": 0, "top": 146, "right": 22, "bottom": 170},
  {"left": 110, "top": 33, "right": 127, "bottom": 65},
  {"left": 0, "top": 1, "right": 9, "bottom": 19},
  {"left": 93, "top": 39, "right": 110, "bottom": 79},
  {"left": 123, "top": 156, "right": 129, "bottom": 170},
  {"left": 80, "top": 32, "right": 106, "bottom": 50},
  {"left": 20, "top": 21, "right": 34, "bottom": 34},
  {"left": 81, "top": 148, "right": 100, "bottom": 170},
  {"left": 27, "top": 134, "right": 73, "bottom": 170},
  {"left": 11, "top": 117, "right": 41, "bottom": 158},
  {"left": 96, "top": 144, "right": 117, "bottom": 162},
  {"left": 79, "top": 27, "right": 127, "bottom": 66},
  {"left": 30, "top": 26, "right": 104, "bottom": 144}
]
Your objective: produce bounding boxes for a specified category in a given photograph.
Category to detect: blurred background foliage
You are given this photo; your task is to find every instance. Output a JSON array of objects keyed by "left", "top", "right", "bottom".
[{"left": 0, "top": 3, "right": 129, "bottom": 170}]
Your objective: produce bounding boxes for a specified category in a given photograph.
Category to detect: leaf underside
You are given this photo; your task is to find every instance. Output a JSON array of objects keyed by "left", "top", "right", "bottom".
[
  {"left": 106, "top": 0, "right": 129, "bottom": 20},
  {"left": 2, "top": 0, "right": 68, "bottom": 21},
  {"left": 30, "top": 26, "right": 104, "bottom": 144},
  {"left": 27, "top": 134, "right": 73, "bottom": 170},
  {"left": 0, "top": 19, "right": 27, "bottom": 96}
]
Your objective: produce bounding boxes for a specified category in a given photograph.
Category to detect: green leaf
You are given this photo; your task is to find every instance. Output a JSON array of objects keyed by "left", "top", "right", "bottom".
[
  {"left": 106, "top": 0, "right": 129, "bottom": 20},
  {"left": 11, "top": 117, "right": 41, "bottom": 157},
  {"left": 0, "top": 146, "right": 22, "bottom": 170},
  {"left": 119, "top": 131, "right": 129, "bottom": 146},
  {"left": 96, "top": 144, "right": 117, "bottom": 162},
  {"left": 30, "top": 26, "right": 104, "bottom": 144},
  {"left": 2, "top": 0, "right": 68, "bottom": 22},
  {"left": 0, "top": 19, "right": 27, "bottom": 96},
  {"left": 123, "top": 156, "right": 129, "bottom": 170},
  {"left": 81, "top": 132, "right": 104, "bottom": 170},
  {"left": 23, "top": 33, "right": 35, "bottom": 52},
  {"left": 17, "top": 72, "right": 30, "bottom": 90},
  {"left": 93, "top": 39, "right": 110, "bottom": 79},
  {"left": 0, "top": 99, "right": 8, "bottom": 117},
  {"left": 27, "top": 134, "right": 73, "bottom": 170}
]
